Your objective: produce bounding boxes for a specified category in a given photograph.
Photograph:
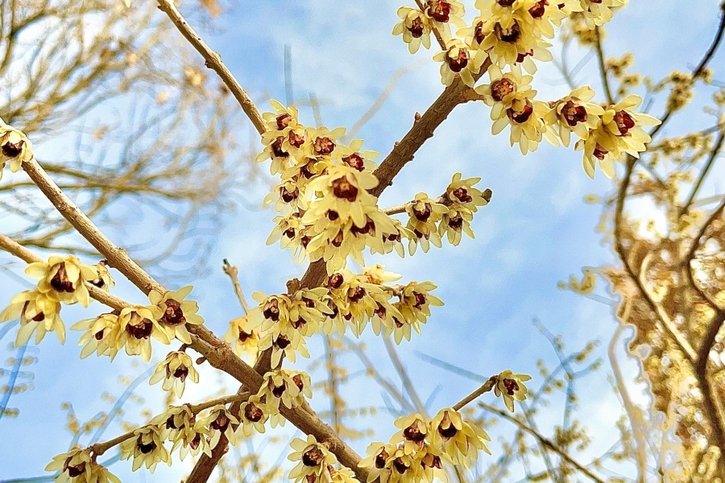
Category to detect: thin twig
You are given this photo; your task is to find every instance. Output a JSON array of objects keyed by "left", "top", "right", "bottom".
[
  {"left": 156, "top": 0, "right": 265, "bottom": 134},
  {"left": 681, "top": 132, "right": 723, "bottom": 215},
  {"left": 479, "top": 402, "right": 606, "bottom": 483},
  {"left": 594, "top": 27, "right": 614, "bottom": 104},
  {"left": 383, "top": 335, "right": 428, "bottom": 415},
  {"left": 222, "top": 258, "right": 251, "bottom": 314},
  {"left": 452, "top": 376, "right": 496, "bottom": 411}
]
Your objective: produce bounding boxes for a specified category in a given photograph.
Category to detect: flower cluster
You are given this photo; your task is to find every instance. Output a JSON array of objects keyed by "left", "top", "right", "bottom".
[
  {"left": 259, "top": 101, "right": 404, "bottom": 272},
  {"left": 0, "top": 255, "right": 111, "bottom": 346},
  {"left": 45, "top": 447, "right": 120, "bottom": 483},
  {"left": 72, "top": 286, "right": 203, "bottom": 362},
  {"left": 359, "top": 409, "right": 491, "bottom": 482},
  {"left": 244, "top": 266, "right": 443, "bottom": 368},
  {"left": 149, "top": 350, "right": 200, "bottom": 398},
  {"left": 403, "top": 173, "right": 491, "bottom": 254},
  {"left": 288, "top": 435, "right": 344, "bottom": 482},
  {"left": 493, "top": 370, "right": 532, "bottom": 412},
  {"left": 0, "top": 117, "right": 33, "bottom": 178},
  {"left": 392, "top": 1, "right": 659, "bottom": 177}
]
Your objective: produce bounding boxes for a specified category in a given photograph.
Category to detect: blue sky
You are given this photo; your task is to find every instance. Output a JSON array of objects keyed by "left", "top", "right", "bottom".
[{"left": 0, "top": 1, "right": 723, "bottom": 481}]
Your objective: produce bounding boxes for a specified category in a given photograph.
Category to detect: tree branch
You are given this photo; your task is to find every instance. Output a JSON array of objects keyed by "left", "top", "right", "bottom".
[{"left": 156, "top": 0, "right": 265, "bottom": 135}]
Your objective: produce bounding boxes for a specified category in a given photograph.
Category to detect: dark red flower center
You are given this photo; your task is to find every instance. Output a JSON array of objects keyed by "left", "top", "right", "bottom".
[
  {"left": 50, "top": 265, "right": 74, "bottom": 293},
  {"left": 314, "top": 136, "right": 336, "bottom": 155},
  {"left": 502, "top": 377, "right": 520, "bottom": 395},
  {"left": 495, "top": 21, "right": 521, "bottom": 43},
  {"left": 1, "top": 140, "right": 23, "bottom": 158},
  {"left": 507, "top": 101, "right": 534, "bottom": 123},
  {"left": 614, "top": 110, "right": 635, "bottom": 135},
  {"left": 126, "top": 318, "right": 153, "bottom": 339},
  {"left": 160, "top": 299, "right": 185, "bottom": 326},
  {"left": 491, "top": 77, "right": 516, "bottom": 102},
  {"left": 408, "top": 16, "right": 425, "bottom": 38},
  {"left": 276, "top": 113, "right": 292, "bottom": 130},
  {"left": 447, "top": 47, "right": 469, "bottom": 73},
  {"left": 303, "top": 447, "right": 325, "bottom": 467},
  {"left": 331, "top": 177, "right": 358, "bottom": 202},
  {"left": 427, "top": 0, "right": 451, "bottom": 22},
  {"left": 561, "top": 100, "right": 588, "bottom": 126},
  {"left": 342, "top": 153, "right": 365, "bottom": 171}
]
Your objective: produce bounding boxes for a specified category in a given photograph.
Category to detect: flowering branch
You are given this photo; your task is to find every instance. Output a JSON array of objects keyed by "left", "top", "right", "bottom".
[{"left": 88, "top": 392, "right": 251, "bottom": 458}]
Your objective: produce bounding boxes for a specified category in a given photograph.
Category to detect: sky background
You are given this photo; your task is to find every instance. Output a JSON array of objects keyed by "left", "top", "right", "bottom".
[{"left": 0, "top": 0, "right": 723, "bottom": 481}]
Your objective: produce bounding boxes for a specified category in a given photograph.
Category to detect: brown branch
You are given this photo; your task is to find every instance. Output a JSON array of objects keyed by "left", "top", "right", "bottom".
[
  {"left": 479, "top": 402, "right": 606, "bottom": 483},
  {"left": 614, "top": 161, "right": 697, "bottom": 361},
  {"left": 681, "top": 132, "right": 723, "bottom": 215},
  {"left": 692, "top": 1, "right": 725, "bottom": 79},
  {"left": 255, "top": 61, "right": 493, "bottom": 375},
  {"left": 594, "top": 27, "right": 614, "bottom": 104},
  {"left": 452, "top": 376, "right": 496, "bottom": 411},
  {"left": 651, "top": 4, "right": 725, "bottom": 139},
  {"left": 156, "top": 0, "right": 265, "bottom": 135}
]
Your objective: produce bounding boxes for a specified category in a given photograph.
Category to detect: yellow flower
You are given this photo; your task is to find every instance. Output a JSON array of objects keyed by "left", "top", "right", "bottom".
[
  {"left": 0, "top": 289, "right": 64, "bottom": 346},
  {"left": 444, "top": 172, "right": 491, "bottom": 211},
  {"left": 72, "top": 313, "right": 121, "bottom": 358},
  {"left": 287, "top": 434, "right": 337, "bottom": 482},
  {"left": 334, "top": 138, "right": 379, "bottom": 172},
  {"left": 224, "top": 314, "right": 260, "bottom": 363},
  {"left": 579, "top": 0, "right": 627, "bottom": 28},
  {"left": 119, "top": 425, "right": 170, "bottom": 471},
  {"left": 477, "top": 65, "right": 556, "bottom": 154},
  {"left": 330, "top": 465, "right": 359, "bottom": 482},
  {"left": 576, "top": 95, "right": 660, "bottom": 178},
  {"left": 0, "top": 118, "right": 34, "bottom": 176},
  {"left": 425, "top": 0, "right": 466, "bottom": 33},
  {"left": 202, "top": 405, "right": 240, "bottom": 450},
  {"left": 288, "top": 435, "right": 339, "bottom": 482},
  {"left": 304, "top": 164, "right": 379, "bottom": 229},
  {"left": 358, "top": 442, "right": 395, "bottom": 483},
  {"left": 149, "top": 351, "right": 199, "bottom": 398},
  {"left": 392, "top": 7, "right": 433, "bottom": 54},
  {"left": 236, "top": 397, "right": 269, "bottom": 437},
  {"left": 405, "top": 193, "right": 448, "bottom": 254},
  {"left": 392, "top": 413, "right": 429, "bottom": 455},
  {"left": 26, "top": 255, "right": 96, "bottom": 307},
  {"left": 433, "top": 39, "right": 486, "bottom": 87},
  {"left": 546, "top": 86, "right": 605, "bottom": 147},
  {"left": 254, "top": 290, "right": 327, "bottom": 366},
  {"left": 257, "top": 369, "right": 312, "bottom": 412},
  {"left": 429, "top": 408, "right": 491, "bottom": 466},
  {"left": 494, "top": 369, "right": 532, "bottom": 412},
  {"left": 438, "top": 206, "right": 475, "bottom": 245},
  {"left": 261, "top": 99, "right": 301, "bottom": 135},
  {"left": 45, "top": 447, "right": 120, "bottom": 483},
  {"left": 152, "top": 405, "right": 201, "bottom": 457},
  {"left": 148, "top": 286, "right": 204, "bottom": 344},
  {"left": 86, "top": 260, "right": 114, "bottom": 291},
  {"left": 475, "top": 6, "right": 553, "bottom": 68},
  {"left": 116, "top": 306, "right": 170, "bottom": 362}
]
